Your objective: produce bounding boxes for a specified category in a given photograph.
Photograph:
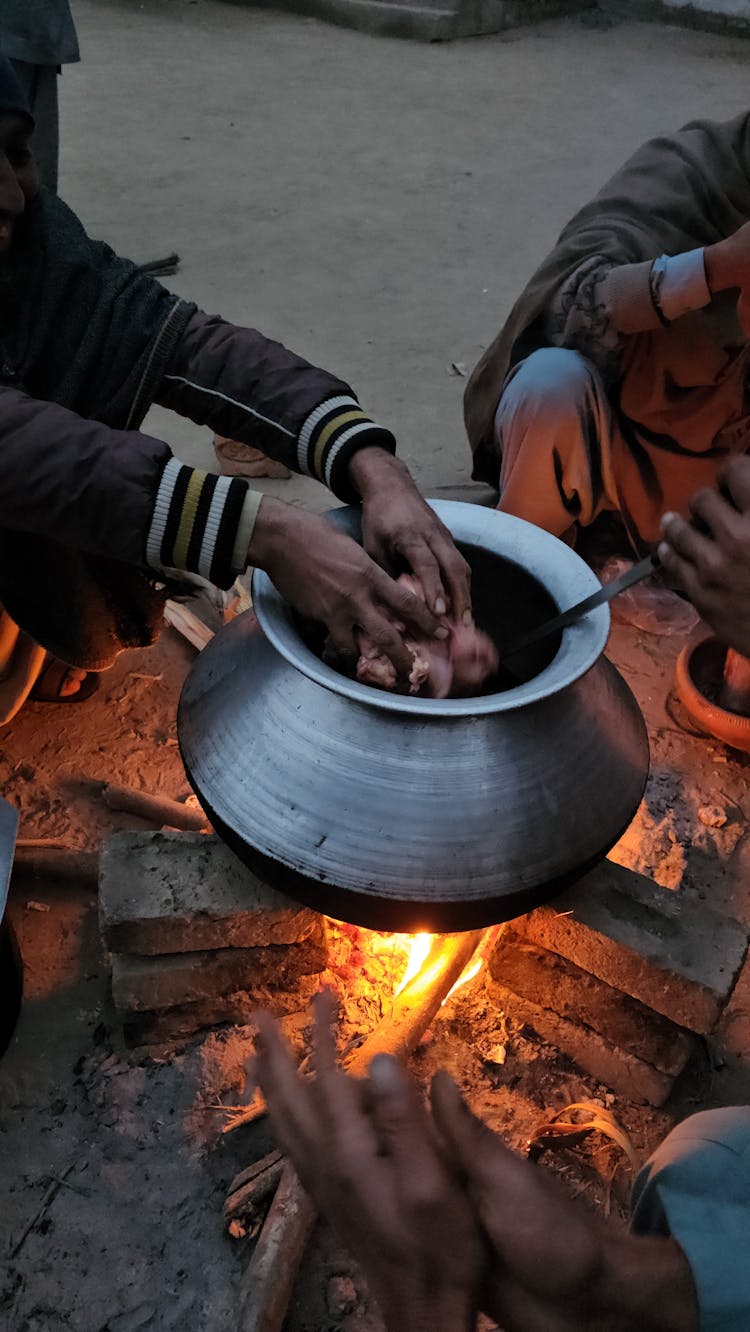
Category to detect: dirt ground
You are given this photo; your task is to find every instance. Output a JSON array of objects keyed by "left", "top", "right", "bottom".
[
  {"left": 1, "top": 595, "right": 747, "bottom": 1331},
  {"left": 2, "top": 2, "right": 750, "bottom": 1329}
]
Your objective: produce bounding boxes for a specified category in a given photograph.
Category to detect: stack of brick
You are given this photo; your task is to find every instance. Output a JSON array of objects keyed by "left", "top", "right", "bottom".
[
  {"left": 99, "top": 831, "right": 328, "bottom": 1043},
  {"left": 487, "top": 859, "right": 749, "bottom": 1106}
]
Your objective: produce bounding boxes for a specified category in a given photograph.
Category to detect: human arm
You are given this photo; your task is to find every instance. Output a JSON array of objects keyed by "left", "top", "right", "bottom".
[
  {"left": 0, "top": 386, "right": 442, "bottom": 672},
  {"left": 253, "top": 993, "right": 483, "bottom": 1332},
  {"left": 657, "top": 456, "right": 750, "bottom": 655},
  {"left": 253, "top": 996, "right": 696, "bottom": 1332},
  {"left": 155, "top": 312, "right": 471, "bottom": 619},
  {"left": 431, "top": 1072, "right": 697, "bottom": 1332},
  {"left": 544, "top": 250, "right": 711, "bottom": 384},
  {"left": 630, "top": 1107, "right": 750, "bottom": 1332}
]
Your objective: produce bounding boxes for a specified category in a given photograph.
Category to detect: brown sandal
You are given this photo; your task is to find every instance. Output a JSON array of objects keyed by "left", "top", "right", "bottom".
[{"left": 30, "top": 660, "right": 100, "bottom": 704}]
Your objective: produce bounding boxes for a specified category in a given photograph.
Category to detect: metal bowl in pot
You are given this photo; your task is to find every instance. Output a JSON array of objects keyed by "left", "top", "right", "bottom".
[{"left": 178, "top": 502, "right": 649, "bottom": 932}]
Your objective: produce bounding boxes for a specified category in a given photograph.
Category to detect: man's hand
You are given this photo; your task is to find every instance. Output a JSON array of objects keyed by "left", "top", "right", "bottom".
[
  {"left": 347, "top": 449, "right": 472, "bottom": 623},
  {"left": 657, "top": 457, "right": 750, "bottom": 655},
  {"left": 431, "top": 1073, "right": 698, "bottom": 1332},
  {"left": 249, "top": 496, "right": 447, "bottom": 677},
  {"left": 253, "top": 994, "right": 482, "bottom": 1332}
]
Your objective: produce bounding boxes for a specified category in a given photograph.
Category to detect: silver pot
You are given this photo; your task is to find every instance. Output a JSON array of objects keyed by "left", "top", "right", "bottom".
[{"left": 179, "top": 502, "right": 649, "bottom": 932}]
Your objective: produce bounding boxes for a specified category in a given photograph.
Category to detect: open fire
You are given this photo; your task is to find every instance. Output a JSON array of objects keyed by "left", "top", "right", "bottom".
[
  {"left": 234, "top": 922, "right": 496, "bottom": 1332},
  {"left": 394, "top": 926, "right": 497, "bottom": 1001}
]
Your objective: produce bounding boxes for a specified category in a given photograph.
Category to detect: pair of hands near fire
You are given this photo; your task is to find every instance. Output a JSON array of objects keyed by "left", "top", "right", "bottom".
[
  {"left": 659, "top": 456, "right": 750, "bottom": 657},
  {"left": 253, "top": 992, "right": 698, "bottom": 1332},
  {"left": 249, "top": 448, "right": 471, "bottom": 678}
]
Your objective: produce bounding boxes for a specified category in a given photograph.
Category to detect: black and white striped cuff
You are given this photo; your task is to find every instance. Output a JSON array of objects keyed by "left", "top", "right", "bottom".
[
  {"left": 297, "top": 395, "right": 396, "bottom": 499},
  {"left": 146, "top": 459, "right": 262, "bottom": 589}
]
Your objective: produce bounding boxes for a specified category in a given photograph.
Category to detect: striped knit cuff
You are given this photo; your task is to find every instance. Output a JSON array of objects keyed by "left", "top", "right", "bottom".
[
  {"left": 146, "top": 458, "right": 259, "bottom": 590},
  {"left": 296, "top": 395, "right": 397, "bottom": 500}
]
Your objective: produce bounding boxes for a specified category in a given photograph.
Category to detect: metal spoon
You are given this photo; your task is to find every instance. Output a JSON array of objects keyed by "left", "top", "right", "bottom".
[{"left": 501, "top": 553, "right": 658, "bottom": 661}]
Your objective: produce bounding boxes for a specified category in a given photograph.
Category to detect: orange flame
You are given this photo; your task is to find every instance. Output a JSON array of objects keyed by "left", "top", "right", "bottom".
[
  {"left": 394, "top": 928, "right": 494, "bottom": 1003},
  {"left": 444, "top": 955, "right": 483, "bottom": 1001},
  {"left": 394, "top": 932, "right": 432, "bottom": 996}
]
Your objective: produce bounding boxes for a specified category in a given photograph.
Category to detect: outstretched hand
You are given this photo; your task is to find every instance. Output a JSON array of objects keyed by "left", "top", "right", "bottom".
[
  {"left": 253, "top": 999, "right": 698, "bottom": 1332},
  {"left": 347, "top": 448, "right": 473, "bottom": 624},
  {"left": 252, "top": 993, "right": 483, "bottom": 1332}
]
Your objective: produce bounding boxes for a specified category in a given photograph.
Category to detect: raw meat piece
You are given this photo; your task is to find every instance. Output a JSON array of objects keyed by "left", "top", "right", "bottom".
[{"left": 354, "top": 574, "right": 498, "bottom": 699}]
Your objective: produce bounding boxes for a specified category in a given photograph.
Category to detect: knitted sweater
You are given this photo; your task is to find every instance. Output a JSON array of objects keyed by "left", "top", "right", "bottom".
[{"left": 0, "top": 191, "right": 395, "bottom": 666}]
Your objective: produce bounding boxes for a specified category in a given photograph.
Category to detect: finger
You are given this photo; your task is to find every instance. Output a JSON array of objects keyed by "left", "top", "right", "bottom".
[
  {"left": 369, "top": 1056, "right": 449, "bottom": 1205},
  {"left": 402, "top": 540, "right": 447, "bottom": 617},
  {"left": 311, "top": 987, "right": 339, "bottom": 1079},
  {"left": 430, "top": 1072, "right": 505, "bottom": 1175},
  {"left": 252, "top": 1010, "right": 320, "bottom": 1164},
  {"left": 658, "top": 543, "right": 709, "bottom": 611},
  {"left": 326, "top": 622, "right": 359, "bottom": 661},
  {"left": 430, "top": 1073, "right": 550, "bottom": 1232},
  {"left": 357, "top": 609, "right": 416, "bottom": 678},
  {"left": 659, "top": 511, "right": 712, "bottom": 567},
  {"left": 430, "top": 538, "right": 473, "bottom": 625},
  {"left": 308, "top": 1006, "right": 390, "bottom": 1212},
  {"left": 375, "top": 569, "right": 447, "bottom": 639},
  {"left": 688, "top": 488, "right": 743, "bottom": 545},
  {"left": 719, "top": 455, "right": 750, "bottom": 512}
]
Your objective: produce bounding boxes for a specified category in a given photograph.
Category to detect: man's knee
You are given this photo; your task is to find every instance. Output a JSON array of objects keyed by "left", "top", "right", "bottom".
[
  {"left": 631, "top": 1107, "right": 750, "bottom": 1236},
  {"left": 496, "top": 347, "right": 597, "bottom": 436}
]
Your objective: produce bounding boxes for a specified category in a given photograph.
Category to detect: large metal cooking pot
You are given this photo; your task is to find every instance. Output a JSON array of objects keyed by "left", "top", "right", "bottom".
[{"left": 179, "top": 502, "right": 649, "bottom": 932}]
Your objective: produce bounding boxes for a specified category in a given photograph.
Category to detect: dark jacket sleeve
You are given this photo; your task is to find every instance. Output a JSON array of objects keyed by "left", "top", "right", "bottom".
[
  {"left": 154, "top": 310, "right": 397, "bottom": 501},
  {"left": 0, "top": 386, "right": 257, "bottom": 589}
]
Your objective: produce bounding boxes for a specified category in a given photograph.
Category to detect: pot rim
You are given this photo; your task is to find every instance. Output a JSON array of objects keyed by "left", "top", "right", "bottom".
[{"left": 252, "top": 501, "right": 610, "bottom": 716}]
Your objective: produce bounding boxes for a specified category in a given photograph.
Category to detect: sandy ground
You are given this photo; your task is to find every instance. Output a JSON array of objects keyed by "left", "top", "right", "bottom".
[{"left": 1, "top": 3, "right": 750, "bottom": 1329}]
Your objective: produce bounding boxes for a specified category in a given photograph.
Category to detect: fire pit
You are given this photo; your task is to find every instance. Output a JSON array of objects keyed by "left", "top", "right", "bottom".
[{"left": 178, "top": 503, "right": 649, "bottom": 932}]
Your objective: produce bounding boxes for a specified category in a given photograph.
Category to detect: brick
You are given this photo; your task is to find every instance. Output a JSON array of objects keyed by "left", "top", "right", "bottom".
[
  {"left": 714, "top": 952, "right": 750, "bottom": 1062},
  {"left": 710, "top": 955, "right": 750, "bottom": 1102},
  {"left": 490, "top": 933, "right": 694, "bottom": 1078},
  {"left": 111, "top": 934, "right": 327, "bottom": 1013},
  {"left": 487, "top": 978, "right": 683, "bottom": 1107},
  {"left": 123, "top": 979, "right": 320, "bottom": 1045},
  {"left": 100, "top": 832, "right": 320, "bottom": 956},
  {"left": 520, "top": 859, "right": 748, "bottom": 1034}
]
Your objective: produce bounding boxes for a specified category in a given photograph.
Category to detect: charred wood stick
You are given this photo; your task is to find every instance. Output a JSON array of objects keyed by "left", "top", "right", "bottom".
[
  {"left": 224, "top": 1150, "right": 285, "bottom": 1226},
  {"left": 227, "top": 1148, "right": 285, "bottom": 1199},
  {"left": 102, "top": 783, "right": 208, "bottom": 831},
  {"left": 237, "top": 928, "right": 487, "bottom": 1332},
  {"left": 237, "top": 1165, "right": 317, "bottom": 1331},
  {"left": 11, "top": 847, "right": 99, "bottom": 886}
]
